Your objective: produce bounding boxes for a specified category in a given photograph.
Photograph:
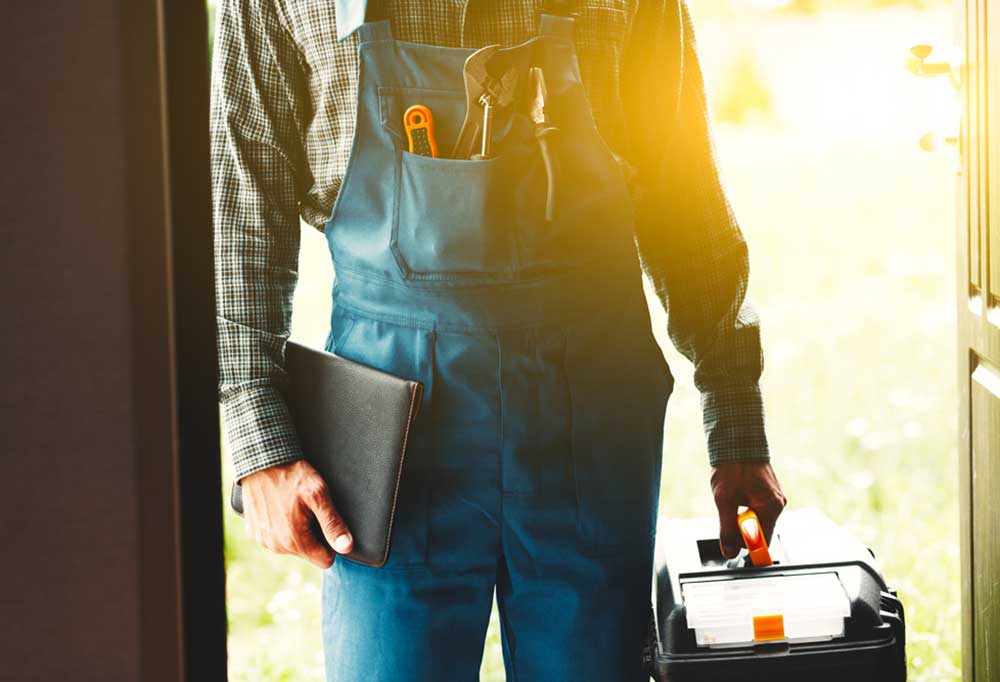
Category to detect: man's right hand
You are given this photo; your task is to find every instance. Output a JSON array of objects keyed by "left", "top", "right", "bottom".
[{"left": 240, "top": 460, "right": 353, "bottom": 569}]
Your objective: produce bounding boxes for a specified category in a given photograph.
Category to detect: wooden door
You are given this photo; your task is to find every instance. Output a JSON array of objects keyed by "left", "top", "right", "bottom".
[{"left": 958, "top": 0, "right": 1000, "bottom": 679}]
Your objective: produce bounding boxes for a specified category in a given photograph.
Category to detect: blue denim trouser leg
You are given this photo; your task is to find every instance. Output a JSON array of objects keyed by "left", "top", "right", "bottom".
[{"left": 321, "top": 297, "right": 668, "bottom": 681}]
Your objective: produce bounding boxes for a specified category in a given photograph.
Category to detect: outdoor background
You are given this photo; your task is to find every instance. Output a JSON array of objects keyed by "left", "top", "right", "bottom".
[{"left": 215, "top": 1, "right": 962, "bottom": 680}]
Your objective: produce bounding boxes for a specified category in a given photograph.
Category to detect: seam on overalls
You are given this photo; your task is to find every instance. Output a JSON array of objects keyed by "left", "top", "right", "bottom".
[
  {"left": 493, "top": 330, "right": 519, "bottom": 680},
  {"left": 328, "top": 314, "right": 357, "bottom": 353},
  {"left": 336, "top": 258, "right": 621, "bottom": 293},
  {"left": 325, "top": 43, "right": 367, "bottom": 230},
  {"left": 333, "top": 298, "right": 435, "bottom": 330},
  {"left": 332, "top": 294, "right": 585, "bottom": 335},
  {"left": 496, "top": 569, "right": 520, "bottom": 682},
  {"left": 557, "top": 328, "right": 584, "bottom": 545},
  {"left": 495, "top": 330, "right": 506, "bottom": 509},
  {"left": 336, "top": 262, "right": 525, "bottom": 293}
]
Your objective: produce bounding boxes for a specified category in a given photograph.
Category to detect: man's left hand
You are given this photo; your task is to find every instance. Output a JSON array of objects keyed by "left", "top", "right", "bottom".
[{"left": 711, "top": 461, "right": 787, "bottom": 559}]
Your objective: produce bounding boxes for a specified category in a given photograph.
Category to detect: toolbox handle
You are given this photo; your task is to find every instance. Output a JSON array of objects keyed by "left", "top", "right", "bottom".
[{"left": 738, "top": 509, "right": 774, "bottom": 567}]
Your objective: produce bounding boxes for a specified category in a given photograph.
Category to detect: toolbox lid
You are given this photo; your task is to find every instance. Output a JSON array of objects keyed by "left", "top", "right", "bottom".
[{"left": 682, "top": 572, "right": 851, "bottom": 648}]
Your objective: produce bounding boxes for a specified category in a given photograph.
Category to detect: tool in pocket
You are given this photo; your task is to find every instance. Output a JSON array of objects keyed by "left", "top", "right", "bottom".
[
  {"left": 403, "top": 104, "right": 439, "bottom": 158},
  {"left": 529, "top": 67, "right": 559, "bottom": 221},
  {"left": 451, "top": 44, "right": 521, "bottom": 160}
]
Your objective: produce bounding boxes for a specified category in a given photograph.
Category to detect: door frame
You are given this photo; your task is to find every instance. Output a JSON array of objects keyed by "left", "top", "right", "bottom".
[
  {"left": 127, "top": 0, "right": 228, "bottom": 679},
  {"left": 957, "top": 0, "right": 1000, "bottom": 680}
]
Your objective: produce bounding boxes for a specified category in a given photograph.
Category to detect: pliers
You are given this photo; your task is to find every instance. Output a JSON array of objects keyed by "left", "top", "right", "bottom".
[{"left": 529, "top": 67, "right": 559, "bottom": 222}]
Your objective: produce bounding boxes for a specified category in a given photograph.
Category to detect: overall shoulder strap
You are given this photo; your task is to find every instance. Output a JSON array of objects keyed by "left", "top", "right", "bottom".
[
  {"left": 356, "top": 20, "right": 394, "bottom": 43},
  {"left": 538, "top": 11, "right": 575, "bottom": 42},
  {"left": 354, "top": 0, "right": 394, "bottom": 43},
  {"left": 364, "top": 0, "right": 388, "bottom": 23}
]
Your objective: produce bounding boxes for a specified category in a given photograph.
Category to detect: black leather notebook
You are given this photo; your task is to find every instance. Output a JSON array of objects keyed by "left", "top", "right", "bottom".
[{"left": 230, "top": 340, "right": 424, "bottom": 567}]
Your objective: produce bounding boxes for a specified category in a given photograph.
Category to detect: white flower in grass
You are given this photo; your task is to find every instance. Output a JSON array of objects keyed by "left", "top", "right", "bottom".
[{"left": 846, "top": 417, "right": 867, "bottom": 438}]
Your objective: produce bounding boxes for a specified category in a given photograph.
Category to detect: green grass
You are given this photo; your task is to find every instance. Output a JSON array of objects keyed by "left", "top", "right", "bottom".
[{"left": 224, "top": 5, "right": 961, "bottom": 681}]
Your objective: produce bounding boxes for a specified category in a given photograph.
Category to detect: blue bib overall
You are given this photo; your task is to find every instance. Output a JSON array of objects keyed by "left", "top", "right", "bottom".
[{"left": 320, "top": 13, "right": 673, "bottom": 681}]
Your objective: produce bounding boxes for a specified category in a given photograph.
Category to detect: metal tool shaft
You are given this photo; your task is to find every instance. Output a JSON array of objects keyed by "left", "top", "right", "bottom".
[{"left": 479, "top": 95, "right": 495, "bottom": 158}]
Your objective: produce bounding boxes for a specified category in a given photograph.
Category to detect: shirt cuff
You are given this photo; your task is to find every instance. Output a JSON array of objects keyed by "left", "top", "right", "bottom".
[
  {"left": 700, "top": 383, "right": 770, "bottom": 466},
  {"left": 221, "top": 384, "right": 305, "bottom": 482}
]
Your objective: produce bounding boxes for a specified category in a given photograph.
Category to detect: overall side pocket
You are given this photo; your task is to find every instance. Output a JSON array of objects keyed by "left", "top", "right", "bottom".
[
  {"left": 325, "top": 308, "right": 357, "bottom": 354},
  {"left": 562, "top": 299, "right": 669, "bottom": 555}
]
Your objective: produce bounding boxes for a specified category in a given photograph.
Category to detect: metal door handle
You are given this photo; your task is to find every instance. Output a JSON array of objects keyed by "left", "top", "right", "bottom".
[
  {"left": 919, "top": 131, "right": 959, "bottom": 151},
  {"left": 908, "top": 44, "right": 961, "bottom": 160},
  {"left": 907, "top": 44, "right": 961, "bottom": 89}
]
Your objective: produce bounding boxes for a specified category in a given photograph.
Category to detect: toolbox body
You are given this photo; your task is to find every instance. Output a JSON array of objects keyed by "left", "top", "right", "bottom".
[{"left": 650, "top": 509, "right": 906, "bottom": 681}]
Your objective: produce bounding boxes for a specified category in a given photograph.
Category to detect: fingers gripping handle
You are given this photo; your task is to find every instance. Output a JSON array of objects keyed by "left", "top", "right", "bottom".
[{"left": 737, "top": 509, "right": 773, "bottom": 567}]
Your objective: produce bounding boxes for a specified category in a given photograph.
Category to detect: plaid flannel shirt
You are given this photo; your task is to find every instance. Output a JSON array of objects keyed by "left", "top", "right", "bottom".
[{"left": 211, "top": 0, "right": 770, "bottom": 482}]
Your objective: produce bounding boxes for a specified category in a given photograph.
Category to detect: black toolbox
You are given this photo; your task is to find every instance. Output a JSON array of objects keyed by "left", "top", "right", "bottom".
[{"left": 647, "top": 509, "right": 906, "bottom": 681}]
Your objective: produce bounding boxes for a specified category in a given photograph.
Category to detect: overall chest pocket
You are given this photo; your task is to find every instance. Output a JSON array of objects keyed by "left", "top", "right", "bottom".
[
  {"left": 391, "top": 150, "right": 525, "bottom": 281},
  {"left": 379, "top": 84, "right": 548, "bottom": 282}
]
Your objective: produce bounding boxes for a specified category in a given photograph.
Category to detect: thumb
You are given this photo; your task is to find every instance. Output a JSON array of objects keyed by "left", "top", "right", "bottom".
[
  {"left": 304, "top": 486, "right": 354, "bottom": 555},
  {"left": 715, "top": 499, "right": 742, "bottom": 559}
]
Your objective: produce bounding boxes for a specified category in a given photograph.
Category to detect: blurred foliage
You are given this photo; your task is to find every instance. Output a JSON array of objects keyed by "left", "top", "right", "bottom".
[
  {"left": 715, "top": 49, "right": 775, "bottom": 124},
  {"left": 781, "top": 0, "right": 948, "bottom": 12},
  {"left": 207, "top": 1, "right": 217, "bottom": 61},
  {"left": 692, "top": 0, "right": 950, "bottom": 17}
]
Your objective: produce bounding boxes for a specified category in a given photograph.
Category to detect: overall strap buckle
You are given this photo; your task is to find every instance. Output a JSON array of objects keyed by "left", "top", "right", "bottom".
[
  {"left": 539, "top": 1, "right": 577, "bottom": 42},
  {"left": 540, "top": 0, "right": 579, "bottom": 16},
  {"left": 356, "top": 20, "right": 393, "bottom": 43},
  {"left": 355, "top": 0, "right": 394, "bottom": 43}
]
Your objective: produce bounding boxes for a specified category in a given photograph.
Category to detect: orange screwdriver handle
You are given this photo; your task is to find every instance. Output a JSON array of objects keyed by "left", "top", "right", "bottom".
[
  {"left": 737, "top": 509, "right": 773, "bottom": 567},
  {"left": 403, "top": 104, "right": 439, "bottom": 158}
]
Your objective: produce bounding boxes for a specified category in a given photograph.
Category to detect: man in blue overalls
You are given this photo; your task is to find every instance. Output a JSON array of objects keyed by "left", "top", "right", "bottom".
[{"left": 211, "top": 0, "right": 787, "bottom": 679}]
